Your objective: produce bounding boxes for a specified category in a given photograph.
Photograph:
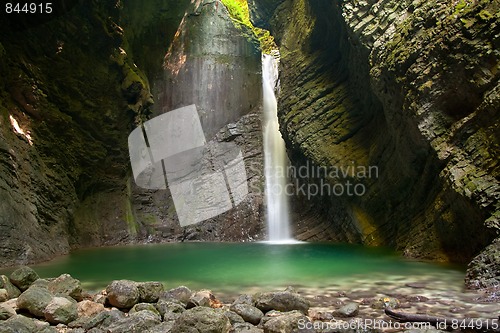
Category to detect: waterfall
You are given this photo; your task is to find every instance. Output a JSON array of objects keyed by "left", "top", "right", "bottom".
[{"left": 262, "top": 53, "right": 293, "bottom": 242}]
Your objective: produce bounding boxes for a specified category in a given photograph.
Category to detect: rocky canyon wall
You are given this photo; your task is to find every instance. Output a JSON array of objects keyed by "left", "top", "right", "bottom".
[
  {"left": 0, "top": 0, "right": 265, "bottom": 267},
  {"left": 252, "top": 0, "right": 499, "bottom": 287},
  {"left": 0, "top": 0, "right": 147, "bottom": 266},
  {"left": 126, "top": 0, "right": 265, "bottom": 243}
]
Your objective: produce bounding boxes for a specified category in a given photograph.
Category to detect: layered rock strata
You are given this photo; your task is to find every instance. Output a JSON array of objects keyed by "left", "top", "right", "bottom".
[{"left": 251, "top": 0, "right": 499, "bottom": 286}]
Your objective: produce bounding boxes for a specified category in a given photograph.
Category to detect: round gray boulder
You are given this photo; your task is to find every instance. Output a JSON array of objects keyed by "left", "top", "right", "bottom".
[
  {"left": 129, "top": 302, "right": 160, "bottom": 317},
  {"left": 16, "top": 286, "right": 53, "bottom": 317},
  {"left": 44, "top": 296, "right": 78, "bottom": 324},
  {"left": 106, "top": 310, "right": 161, "bottom": 333},
  {"left": 105, "top": 280, "right": 139, "bottom": 309},
  {"left": 137, "top": 281, "right": 164, "bottom": 303},
  {"left": 9, "top": 266, "right": 39, "bottom": 291},
  {"left": 255, "top": 290, "right": 310, "bottom": 314},
  {"left": 171, "top": 307, "right": 231, "bottom": 333},
  {"left": 48, "top": 274, "right": 83, "bottom": 301},
  {"left": 160, "top": 285, "right": 192, "bottom": 305},
  {"left": 230, "top": 303, "right": 264, "bottom": 325},
  {"left": 335, "top": 302, "right": 359, "bottom": 317},
  {"left": 262, "top": 310, "right": 313, "bottom": 333}
]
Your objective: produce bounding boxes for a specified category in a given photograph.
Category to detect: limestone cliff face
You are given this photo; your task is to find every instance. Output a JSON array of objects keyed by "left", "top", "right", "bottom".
[
  {"left": 0, "top": 1, "right": 141, "bottom": 266},
  {"left": 252, "top": 0, "right": 499, "bottom": 285},
  {"left": 0, "top": 0, "right": 264, "bottom": 266},
  {"left": 128, "top": 0, "right": 265, "bottom": 242}
]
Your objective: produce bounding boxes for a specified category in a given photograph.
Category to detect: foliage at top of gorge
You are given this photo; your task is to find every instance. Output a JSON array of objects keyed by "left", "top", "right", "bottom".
[{"left": 221, "top": 0, "right": 276, "bottom": 53}]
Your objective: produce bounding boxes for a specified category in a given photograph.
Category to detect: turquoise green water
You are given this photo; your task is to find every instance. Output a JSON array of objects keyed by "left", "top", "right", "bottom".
[{"left": 0, "top": 242, "right": 465, "bottom": 297}]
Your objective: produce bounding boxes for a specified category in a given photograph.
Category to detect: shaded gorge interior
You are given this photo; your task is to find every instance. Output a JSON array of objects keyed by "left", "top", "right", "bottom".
[{"left": 0, "top": 0, "right": 499, "bottom": 311}]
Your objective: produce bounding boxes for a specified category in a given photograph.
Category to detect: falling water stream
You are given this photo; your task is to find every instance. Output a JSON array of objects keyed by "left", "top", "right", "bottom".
[{"left": 262, "top": 53, "right": 293, "bottom": 242}]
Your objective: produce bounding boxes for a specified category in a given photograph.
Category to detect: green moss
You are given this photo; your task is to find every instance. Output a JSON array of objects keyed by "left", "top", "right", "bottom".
[
  {"left": 478, "top": 9, "right": 493, "bottom": 21},
  {"left": 125, "top": 180, "right": 138, "bottom": 236},
  {"left": 418, "top": 80, "right": 433, "bottom": 91},
  {"left": 221, "top": 0, "right": 276, "bottom": 53},
  {"left": 460, "top": 17, "right": 476, "bottom": 28},
  {"left": 121, "top": 64, "right": 144, "bottom": 90},
  {"left": 136, "top": 213, "right": 158, "bottom": 234},
  {"left": 221, "top": 0, "right": 250, "bottom": 26},
  {"left": 454, "top": 0, "right": 470, "bottom": 15}
]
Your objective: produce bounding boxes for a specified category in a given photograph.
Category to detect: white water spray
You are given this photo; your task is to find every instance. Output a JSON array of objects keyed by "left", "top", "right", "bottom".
[{"left": 262, "top": 53, "right": 293, "bottom": 242}]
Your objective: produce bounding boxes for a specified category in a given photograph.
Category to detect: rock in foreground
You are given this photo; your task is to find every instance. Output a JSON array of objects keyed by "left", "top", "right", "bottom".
[
  {"left": 106, "top": 280, "right": 140, "bottom": 309},
  {"left": 171, "top": 307, "right": 232, "bottom": 333},
  {"left": 9, "top": 266, "right": 39, "bottom": 291},
  {"left": 255, "top": 290, "right": 310, "bottom": 314}
]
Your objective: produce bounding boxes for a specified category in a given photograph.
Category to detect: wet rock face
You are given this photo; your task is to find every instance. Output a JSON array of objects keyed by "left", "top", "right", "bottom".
[
  {"left": 252, "top": 0, "right": 499, "bottom": 281},
  {"left": 126, "top": 0, "right": 266, "bottom": 243},
  {"left": 0, "top": 2, "right": 147, "bottom": 266},
  {"left": 247, "top": 0, "right": 286, "bottom": 30},
  {"left": 158, "top": 0, "right": 262, "bottom": 139},
  {"left": 0, "top": 0, "right": 264, "bottom": 266}
]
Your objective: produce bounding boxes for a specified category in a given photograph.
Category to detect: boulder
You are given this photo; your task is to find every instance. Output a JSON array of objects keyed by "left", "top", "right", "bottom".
[
  {"left": 232, "top": 294, "right": 255, "bottom": 306},
  {"left": 137, "top": 281, "right": 164, "bottom": 303},
  {"left": 39, "top": 326, "right": 59, "bottom": 333},
  {"left": 144, "top": 321, "right": 175, "bottom": 333},
  {"left": 31, "top": 279, "right": 50, "bottom": 288},
  {"left": 44, "top": 296, "right": 78, "bottom": 324},
  {"left": 335, "top": 302, "right": 359, "bottom": 317},
  {"left": 2, "top": 298, "right": 18, "bottom": 312},
  {"left": 0, "top": 289, "right": 8, "bottom": 302},
  {"left": 77, "top": 300, "right": 105, "bottom": 318},
  {"left": 171, "top": 307, "right": 231, "bottom": 333},
  {"left": 86, "top": 329, "right": 106, "bottom": 333},
  {"left": 106, "top": 310, "right": 162, "bottom": 333},
  {"left": 105, "top": 280, "right": 139, "bottom": 309},
  {"left": 9, "top": 267, "right": 39, "bottom": 291},
  {"left": 129, "top": 303, "right": 160, "bottom": 317},
  {"left": 93, "top": 294, "right": 107, "bottom": 305},
  {"left": 224, "top": 310, "right": 245, "bottom": 325},
  {"left": 155, "top": 299, "right": 185, "bottom": 317},
  {"left": 0, "top": 314, "right": 55, "bottom": 332},
  {"left": 82, "top": 309, "right": 126, "bottom": 331},
  {"left": 0, "top": 314, "right": 39, "bottom": 332},
  {"left": 67, "top": 329, "right": 87, "bottom": 333},
  {"left": 230, "top": 303, "right": 263, "bottom": 325},
  {"left": 233, "top": 322, "right": 264, "bottom": 333},
  {"left": 160, "top": 285, "right": 192, "bottom": 305},
  {"left": 262, "top": 310, "right": 313, "bottom": 333},
  {"left": 188, "top": 289, "right": 223, "bottom": 308},
  {"left": 48, "top": 274, "right": 83, "bottom": 301},
  {"left": 0, "top": 303, "right": 16, "bottom": 320},
  {"left": 0, "top": 275, "right": 21, "bottom": 299},
  {"left": 163, "top": 310, "right": 181, "bottom": 323},
  {"left": 255, "top": 290, "right": 310, "bottom": 314},
  {"left": 16, "top": 286, "right": 53, "bottom": 317}
]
